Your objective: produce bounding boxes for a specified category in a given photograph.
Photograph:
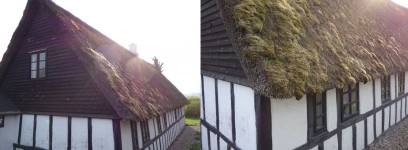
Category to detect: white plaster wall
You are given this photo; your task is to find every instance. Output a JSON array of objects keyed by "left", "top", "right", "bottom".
[
  {"left": 136, "top": 121, "right": 143, "bottom": 149},
  {"left": 310, "top": 146, "right": 318, "bottom": 150},
  {"left": 324, "top": 135, "right": 338, "bottom": 150},
  {"left": 376, "top": 111, "right": 382, "bottom": 137},
  {"left": 390, "top": 104, "right": 395, "bottom": 126},
  {"left": 367, "top": 115, "right": 374, "bottom": 144},
  {"left": 356, "top": 121, "right": 365, "bottom": 150},
  {"left": 397, "top": 101, "right": 401, "bottom": 123},
  {"left": 21, "top": 114, "right": 34, "bottom": 146},
  {"left": 0, "top": 115, "right": 19, "bottom": 150},
  {"left": 148, "top": 119, "right": 155, "bottom": 149},
  {"left": 327, "top": 89, "right": 337, "bottom": 132},
  {"left": 71, "top": 117, "right": 88, "bottom": 150},
  {"left": 234, "top": 84, "right": 257, "bottom": 150},
  {"left": 375, "top": 79, "right": 382, "bottom": 108},
  {"left": 92, "top": 118, "right": 114, "bottom": 150},
  {"left": 272, "top": 96, "right": 307, "bottom": 150},
  {"left": 384, "top": 107, "right": 390, "bottom": 130},
  {"left": 220, "top": 139, "right": 228, "bottom": 150},
  {"left": 52, "top": 116, "right": 68, "bottom": 150},
  {"left": 203, "top": 76, "right": 217, "bottom": 127},
  {"left": 360, "top": 81, "right": 374, "bottom": 114},
  {"left": 201, "top": 125, "right": 208, "bottom": 150},
  {"left": 35, "top": 115, "right": 49, "bottom": 149},
  {"left": 210, "top": 132, "right": 217, "bottom": 150},
  {"left": 342, "top": 127, "right": 353, "bottom": 150},
  {"left": 391, "top": 74, "right": 396, "bottom": 100},
  {"left": 120, "top": 120, "right": 132, "bottom": 150},
  {"left": 217, "top": 80, "right": 233, "bottom": 141}
]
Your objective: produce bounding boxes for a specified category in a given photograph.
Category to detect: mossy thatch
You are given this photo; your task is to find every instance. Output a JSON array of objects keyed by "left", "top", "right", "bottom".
[{"left": 218, "top": 0, "right": 408, "bottom": 99}]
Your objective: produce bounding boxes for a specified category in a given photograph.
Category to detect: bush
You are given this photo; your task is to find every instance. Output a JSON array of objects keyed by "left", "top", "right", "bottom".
[{"left": 185, "top": 96, "right": 200, "bottom": 118}]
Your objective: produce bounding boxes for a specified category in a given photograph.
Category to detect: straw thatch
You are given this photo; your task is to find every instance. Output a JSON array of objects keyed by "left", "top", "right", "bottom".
[{"left": 217, "top": 0, "right": 408, "bottom": 99}]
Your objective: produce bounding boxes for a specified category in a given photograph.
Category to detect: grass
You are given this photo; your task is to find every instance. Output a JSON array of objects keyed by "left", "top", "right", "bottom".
[
  {"left": 185, "top": 117, "right": 200, "bottom": 126},
  {"left": 190, "top": 131, "right": 201, "bottom": 150}
]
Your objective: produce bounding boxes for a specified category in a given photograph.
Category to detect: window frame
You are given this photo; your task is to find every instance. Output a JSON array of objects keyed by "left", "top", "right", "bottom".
[
  {"left": 398, "top": 72, "right": 405, "bottom": 96},
  {"left": 0, "top": 115, "right": 4, "bottom": 127},
  {"left": 30, "top": 51, "right": 47, "bottom": 79},
  {"left": 140, "top": 121, "right": 150, "bottom": 144},
  {"left": 307, "top": 92, "right": 327, "bottom": 138},
  {"left": 339, "top": 84, "right": 360, "bottom": 122},
  {"left": 381, "top": 76, "right": 391, "bottom": 103},
  {"left": 157, "top": 117, "right": 162, "bottom": 134},
  {"left": 163, "top": 115, "right": 168, "bottom": 129}
]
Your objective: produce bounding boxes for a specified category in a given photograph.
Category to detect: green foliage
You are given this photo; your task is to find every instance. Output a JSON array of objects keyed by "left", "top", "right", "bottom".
[
  {"left": 185, "top": 117, "right": 200, "bottom": 126},
  {"left": 185, "top": 96, "right": 200, "bottom": 118}
]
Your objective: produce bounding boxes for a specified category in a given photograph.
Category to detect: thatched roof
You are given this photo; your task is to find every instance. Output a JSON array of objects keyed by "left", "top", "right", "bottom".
[
  {"left": 0, "top": 0, "right": 187, "bottom": 120},
  {"left": 217, "top": 0, "right": 408, "bottom": 99}
]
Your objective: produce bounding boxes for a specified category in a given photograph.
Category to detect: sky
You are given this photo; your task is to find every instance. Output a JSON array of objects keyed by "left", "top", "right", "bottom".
[
  {"left": 0, "top": 0, "right": 200, "bottom": 95},
  {"left": 392, "top": 0, "right": 408, "bottom": 8}
]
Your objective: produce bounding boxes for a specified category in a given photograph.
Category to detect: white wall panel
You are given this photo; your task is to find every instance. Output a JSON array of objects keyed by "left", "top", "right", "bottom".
[
  {"left": 390, "top": 104, "right": 395, "bottom": 126},
  {"left": 0, "top": 115, "right": 19, "bottom": 150},
  {"left": 391, "top": 75, "right": 396, "bottom": 100},
  {"left": 35, "top": 115, "right": 49, "bottom": 149},
  {"left": 210, "top": 132, "right": 217, "bottom": 150},
  {"left": 52, "top": 116, "right": 68, "bottom": 150},
  {"left": 324, "top": 135, "right": 338, "bottom": 150},
  {"left": 71, "top": 117, "right": 88, "bottom": 150},
  {"left": 217, "top": 80, "right": 233, "bottom": 141},
  {"left": 360, "top": 81, "right": 374, "bottom": 113},
  {"left": 376, "top": 111, "right": 382, "bottom": 137},
  {"left": 201, "top": 126, "right": 208, "bottom": 150},
  {"left": 21, "top": 114, "right": 34, "bottom": 146},
  {"left": 327, "top": 89, "right": 337, "bottom": 132},
  {"left": 342, "top": 127, "right": 353, "bottom": 150},
  {"left": 310, "top": 146, "right": 318, "bottom": 150},
  {"left": 234, "top": 84, "right": 257, "bottom": 150},
  {"left": 356, "top": 121, "right": 365, "bottom": 150},
  {"left": 203, "top": 76, "right": 217, "bottom": 127},
  {"left": 375, "top": 79, "right": 382, "bottom": 108},
  {"left": 92, "top": 118, "right": 114, "bottom": 150},
  {"left": 272, "top": 96, "right": 307, "bottom": 150},
  {"left": 367, "top": 115, "right": 374, "bottom": 144},
  {"left": 384, "top": 107, "right": 390, "bottom": 130},
  {"left": 397, "top": 101, "right": 401, "bottom": 123},
  {"left": 120, "top": 120, "right": 132, "bottom": 150}
]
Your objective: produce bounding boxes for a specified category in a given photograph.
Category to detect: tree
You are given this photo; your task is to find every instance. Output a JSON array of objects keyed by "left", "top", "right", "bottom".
[{"left": 152, "top": 56, "right": 164, "bottom": 73}]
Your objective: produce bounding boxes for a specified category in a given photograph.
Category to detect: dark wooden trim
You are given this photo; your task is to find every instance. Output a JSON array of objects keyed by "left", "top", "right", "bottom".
[
  {"left": 88, "top": 118, "right": 92, "bottom": 150},
  {"left": 382, "top": 109, "right": 385, "bottom": 133},
  {"left": 130, "top": 121, "right": 138, "bottom": 150},
  {"left": 33, "top": 114, "right": 37, "bottom": 148},
  {"left": 337, "top": 132, "right": 342, "bottom": 150},
  {"left": 20, "top": 111, "right": 116, "bottom": 119},
  {"left": 13, "top": 143, "right": 46, "bottom": 150},
  {"left": 230, "top": 83, "right": 236, "bottom": 144},
  {"left": 49, "top": 115, "right": 53, "bottom": 150},
  {"left": 364, "top": 118, "right": 367, "bottom": 147},
  {"left": 318, "top": 143, "right": 324, "bottom": 150},
  {"left": 67, "top": 116, "right": 71, "bottom": 150},
  {"left": 112, "top": 119, "right": 122, "bottom": 150},
  {"left": 201, "top": 71, "right": 250, "bottom": 87},
  {"left": 201, "top": 75, "right": 206, "bottom": 120},
  {"left": 207, "top": 129, "right": 211, "bottom": 150},
  {"left": 18, "top": 114, "right": 22, "bottom": 144},
  {"left": 255, "top": 95, "right": 272, "bottom": 150},
  {"left": 352, "top": 125, "right": 356, "bottom": 150},
  {"left": 214, "top": 79, "right": 220, "bottom": 150},
  {"left": 201, "top": 119, "right": 241, "bottom": 150}
]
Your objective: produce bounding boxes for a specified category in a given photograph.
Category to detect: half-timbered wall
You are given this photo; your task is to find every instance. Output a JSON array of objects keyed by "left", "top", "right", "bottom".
[
  {"left": 201, "top": 72, "right": 408, "bottom": 150},
  {"left": 0, "top": 107, "right": 185, "bottom": 150},
  {"left": 201, "top": 75, "right": 257, "bottom": 150}
]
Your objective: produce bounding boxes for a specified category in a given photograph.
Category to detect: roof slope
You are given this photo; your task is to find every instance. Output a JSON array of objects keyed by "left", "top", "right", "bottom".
[
  {"left": 0, "top": 0, "right": 187, "bottom": 120},
  {"left": 217, "top": 0, "right": 408, "bottom": 99}
]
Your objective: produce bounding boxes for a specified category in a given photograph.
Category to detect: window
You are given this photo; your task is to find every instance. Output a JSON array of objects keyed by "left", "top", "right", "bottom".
[
  {"left": 340, "top": 84, "right": 359, "bottom": 121},
  {"left": 307, "top": 92, "right": 327, "bottom": 137},
  {"left": 141, "top": 121, "right": 150, "bottom": 144},
  {"left": 0, "top": 115, "right": 4, "bottom": 127},
  {"left": 163, "top": 115, "right": 168, "bottom": 129},
  {"left": 157, "top": 117, "right": 162, "bottom": 133},
  {"left": 30, "top": 51, "right": 46, "bottom": 79},
  {"left": 130, "top": 121, "right": 139, "bottom": 148},
  {"left": 398, "top": 72, "right": 405, "bottom": 95},
  {"left": 381, "top": 76, "right": 391, "bottom": 103}
]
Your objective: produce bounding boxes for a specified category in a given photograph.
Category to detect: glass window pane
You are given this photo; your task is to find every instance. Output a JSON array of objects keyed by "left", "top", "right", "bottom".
[
  {"left": 31, "top": 70, "right": 37, "bottom": 78},
  {"left": 31, "top": 62, "right": 37, "bottom": 70},
  {"left": 39, "top": 52, "right": 46, "bottom": 61},
  {"left": 316, "top": 117, "right": 323, "bottom": 128},
  {"left": 344, "top": 106, "right": 350, "bottom": 117},
  {"left": 39, "top": 69, "right": 45, "bottom": 78},
  {"left": 316, "top": 93, "right": 322, "bottom": 103},
  {"left": 31, "top": 54, "right": 37, "bottom": 62},
  {"left": 316, "top": 104, "right": 322, "bottom": 115},
  {"left": 39, "top": 61, "right": 45, "bottom": 69},
  {"left": 351, "top": 91, "right": 357, "bottom": 102},
  {"left": 351, "top": 103, "right": 358, "bottom": 114},
  {"left": 343, "top": 93, "right": 349, "bottom": 104}
]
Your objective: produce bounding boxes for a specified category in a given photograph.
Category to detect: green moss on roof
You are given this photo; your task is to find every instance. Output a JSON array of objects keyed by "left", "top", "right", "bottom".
[{"left": 219, "top": 0, "right": 408, "bottom": 99}]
